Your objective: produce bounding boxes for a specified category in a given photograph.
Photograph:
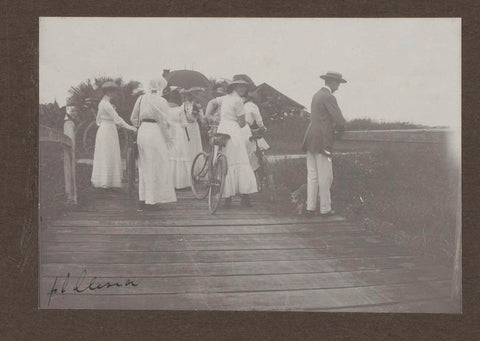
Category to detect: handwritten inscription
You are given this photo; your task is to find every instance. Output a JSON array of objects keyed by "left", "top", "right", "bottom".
[{"left": 47, "top": 269, "right": 139, "bottom": 306}]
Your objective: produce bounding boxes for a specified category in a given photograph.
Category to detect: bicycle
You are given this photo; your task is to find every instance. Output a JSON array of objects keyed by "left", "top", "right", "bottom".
[
  {"left": 250, "top": 128, "right": 276, "bottom": 202},
  {"left": 190, "top": 124, "right": 230, "bottom": 214}
]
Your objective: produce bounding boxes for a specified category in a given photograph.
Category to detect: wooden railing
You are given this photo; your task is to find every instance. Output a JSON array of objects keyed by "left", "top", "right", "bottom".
[
  {"left": 39, "top": 121, "right": 77, "bottom": 204},
  {"left": 333, "top": 128, "right": 453, "bottom": 152}
]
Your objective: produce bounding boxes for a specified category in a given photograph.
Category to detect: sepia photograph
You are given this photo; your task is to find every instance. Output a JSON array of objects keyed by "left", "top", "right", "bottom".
[{"left": 39, "top": 17, "right": 461, "bottom": 312}]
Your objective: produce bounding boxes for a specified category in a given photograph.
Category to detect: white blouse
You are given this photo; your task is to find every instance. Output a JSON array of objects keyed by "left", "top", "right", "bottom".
[
  {"left": 96, "top": 95, "right": 133, "bottom": 130},
  {"left": 244, "top": 101, "right": 264, "bottom": 128},
  {"left": 130, "top": 93, "right": 172, "bottom": 140},
  {"left": 130, "top": 93, "right": 171, "bottom": 127},
  {"left": 220, "top": 93, "right": 245, "bottom": 122}
]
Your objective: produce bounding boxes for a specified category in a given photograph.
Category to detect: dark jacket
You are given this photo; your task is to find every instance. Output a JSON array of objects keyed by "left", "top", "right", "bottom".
[{"left": 302, "top": 87, "right": 346, "bottom": 154}]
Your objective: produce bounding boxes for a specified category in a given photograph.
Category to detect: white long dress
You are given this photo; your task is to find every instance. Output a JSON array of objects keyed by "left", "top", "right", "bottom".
[
  {"left": 184, "top": 101, "right": 204, "bottom": 158},
  {"left": 168, "top": 104, "right": 192, "bottom": 189},
  {"left": 243, "top": 101, "right": 270, "bottom": 171},
  {"left": 130, "top": 93, "right": 177, "bottom": 204},
  {"left": 217, "top": 92, "right": 258, "bottom": 198},
  {"left": 91, "top": 95, "right": 134, "bottom": 188}
]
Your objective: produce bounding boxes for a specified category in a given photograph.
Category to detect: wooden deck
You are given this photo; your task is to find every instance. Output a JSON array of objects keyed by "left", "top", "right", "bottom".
[{"left": 40, "top": 188, "right": 454, "bottom": 312}]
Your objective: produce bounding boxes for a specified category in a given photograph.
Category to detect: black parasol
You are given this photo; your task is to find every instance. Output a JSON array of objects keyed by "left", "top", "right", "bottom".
[{"left": 165, "top": 70, "right": 211, "bottom": 89}]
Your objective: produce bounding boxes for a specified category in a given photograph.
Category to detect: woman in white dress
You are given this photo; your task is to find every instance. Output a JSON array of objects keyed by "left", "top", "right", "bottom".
[
  {"left": 166, "top": 90, "right": 192, "bottom": 189},
  {"left": 217, "top": 78, "right": 258, "bottom": 208},
  {"left": 91, "top": 82, "right": 137, "bottom": 188},
  {"left": 183, "top": 90, "right": 204, "bottom": 158},
  {"left": 130, "top": 77, "right": 176, "bottom": 210},
  {"left": 243, "top": 96, "right": 270, "bottom": 172},
  {"left": 204, "top": 84, "right": 226, "bottom": 124}
]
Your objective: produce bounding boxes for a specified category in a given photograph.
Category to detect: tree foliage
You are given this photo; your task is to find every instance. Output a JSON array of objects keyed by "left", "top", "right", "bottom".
[
  {"left": 39, "top": 100, "right": 65, "bottom": 130},
  {"left": 68, "top": 77, "right": 143, "bottom": 124}
]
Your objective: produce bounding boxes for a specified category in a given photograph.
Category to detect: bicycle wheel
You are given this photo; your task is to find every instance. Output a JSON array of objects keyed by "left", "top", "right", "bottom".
[
  {"left": 262, "top": 159, "right": 277, "bottom": 202},
  {"left": 191, "top": 152, "right": 210, "bottom": 199},
  {"left": 208, "top": 154, "right": 227, "bottom": 214}
]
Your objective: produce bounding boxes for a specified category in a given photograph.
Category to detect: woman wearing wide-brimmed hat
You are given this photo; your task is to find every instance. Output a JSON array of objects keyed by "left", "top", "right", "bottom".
[
  {"left": 130, "top": 77, "right": 176, "bottom": 209},
  {"left": 233, "top": 74, "right": 270, "bottom": 172},
  {"left": 91, "top": 81, "right": 137, "bottom": 189},
  {"left": 217, "top": 76, "right": 258, "bottom": 208},
  {"left": 166, "top": 90, "right": 192, "bottom": 189}
]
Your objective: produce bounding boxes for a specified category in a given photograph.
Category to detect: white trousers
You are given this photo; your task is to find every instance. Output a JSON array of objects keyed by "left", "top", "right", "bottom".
[{"left": 306, "top": 152, "right": 333, "bottom": 213}]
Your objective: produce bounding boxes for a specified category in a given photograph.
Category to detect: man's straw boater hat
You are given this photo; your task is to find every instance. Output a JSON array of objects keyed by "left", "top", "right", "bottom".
[{"left": 320, "top": 71, "right": 347, "bottom": 83}]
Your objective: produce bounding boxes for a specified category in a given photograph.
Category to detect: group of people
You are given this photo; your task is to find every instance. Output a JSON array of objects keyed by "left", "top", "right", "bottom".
[
  {"left": 90, "top": 74, "right": 269, "bottom": 211},
  {"left": 90, "top": 70, "right": 347, "bottom": 217}
]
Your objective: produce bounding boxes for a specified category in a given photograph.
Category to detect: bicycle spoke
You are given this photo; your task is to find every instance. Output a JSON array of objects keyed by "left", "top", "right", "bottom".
[
  {"left": 191, "top": 152, "right": 210, "bottom": 200},
  {"left": 208, "top": 154, "right": 227, "bottom": 214}
]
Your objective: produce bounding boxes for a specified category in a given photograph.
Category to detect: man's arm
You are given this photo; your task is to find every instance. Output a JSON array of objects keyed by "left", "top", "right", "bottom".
[{"left": 325, "top": 95, "right": 346, "bottom": 129}]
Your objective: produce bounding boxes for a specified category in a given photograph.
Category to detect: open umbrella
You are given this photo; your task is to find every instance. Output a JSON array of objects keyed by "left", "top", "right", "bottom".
[{"left": 165, "top": 70, "right": 211, "bottom": 89}]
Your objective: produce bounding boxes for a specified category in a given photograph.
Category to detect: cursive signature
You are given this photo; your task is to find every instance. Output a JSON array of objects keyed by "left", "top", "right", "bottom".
[{"left": 47, "top": 269, "right": 139, "bottom": 306}]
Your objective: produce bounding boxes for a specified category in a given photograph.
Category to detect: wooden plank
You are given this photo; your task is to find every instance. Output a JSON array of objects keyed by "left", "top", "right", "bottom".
[
  {"left": 325, "top": 297, "right": 456, "bottom": 313},
  {"left": 44, "top": 223, "right": 360, "bottom": 235},
  {"left": 40, "top": 280, "right": 451, "bottom": 310},
  {"left": 40, "top": 256, "right": 426, "bottom": 278},
  {"left": 42, "top": 231, "right": 382, "bottom": 244},
  {"left": 41, "top": 248, "right": 413, "bottom": 265},
  {"left": 42, "top": 237, "right": 397, "bottom": 252},
  {"left": 50, "top": 216, "right": 346, "bottom": 227}
]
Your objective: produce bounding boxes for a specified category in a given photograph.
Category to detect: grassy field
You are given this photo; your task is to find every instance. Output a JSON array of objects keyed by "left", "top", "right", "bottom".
[{"left": 268, "top": 144, "right": 459, "bottom": 262}]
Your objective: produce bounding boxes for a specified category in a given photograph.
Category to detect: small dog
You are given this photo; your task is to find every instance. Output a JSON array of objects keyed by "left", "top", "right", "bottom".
[{"left": 290, "top": 183, "right": 308, "bottom": 215}]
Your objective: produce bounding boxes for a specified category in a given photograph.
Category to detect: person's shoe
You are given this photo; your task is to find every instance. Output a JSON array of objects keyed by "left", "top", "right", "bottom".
[
  {"left": 320, "top": 210, "right": 335, "bottom": 217},
  {"left": 224, "top": 197, "right": 232, "bottom": 208},
  {"left": 240, "top": 195, "right": 252, "bottom": 207},
  {"left": 304, "top": 210, "right": 315, "bottom": 218}
]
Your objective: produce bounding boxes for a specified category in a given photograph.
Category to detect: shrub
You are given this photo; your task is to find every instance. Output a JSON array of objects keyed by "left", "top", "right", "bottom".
[
  {"left": 39, "top": 101, "right": 65, "bottom": 130},
  {"left": 346, "top": 117, "right": 427, "bottom": 131}
]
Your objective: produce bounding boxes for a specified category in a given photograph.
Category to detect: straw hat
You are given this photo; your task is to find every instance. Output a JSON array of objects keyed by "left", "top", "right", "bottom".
[
  {"left": 320, "top": 71, "right": 347, "bottom": 83},
  {"left": 226, "top": 74, "right": 255, "bottom": 93},
  {"left": 233, "top": 74, "right": 256, "bottom": 89}
]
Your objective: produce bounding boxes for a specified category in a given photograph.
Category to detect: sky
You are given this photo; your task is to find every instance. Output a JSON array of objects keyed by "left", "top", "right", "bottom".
[{"left": 39, "top": 17, "right": 461, "bottom": 127}]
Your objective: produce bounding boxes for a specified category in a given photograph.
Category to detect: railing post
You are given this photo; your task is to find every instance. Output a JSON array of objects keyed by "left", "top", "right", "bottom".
[{"left": 64, "top": 108, "right": 77, "bottom": 204}]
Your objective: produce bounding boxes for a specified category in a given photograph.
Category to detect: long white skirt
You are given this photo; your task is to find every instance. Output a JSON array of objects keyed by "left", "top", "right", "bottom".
[
  {"left": 242, "top": 128, "right": 270, "bottom": 172},
  {"left": 217, "top": 120, "right": 258, "bottom": 198},
  {"left": 187, "top": 121, "right": 203, "bottom": 158},
  {"left": 137, "top": 123, "right": 177, "bottom": 204},
  {"left": 170, "top": 123, "right": 192, "bottom": 189},
  {"left": 91, "top": 121, "right": 123, "bottom": 188}
]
